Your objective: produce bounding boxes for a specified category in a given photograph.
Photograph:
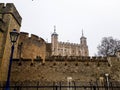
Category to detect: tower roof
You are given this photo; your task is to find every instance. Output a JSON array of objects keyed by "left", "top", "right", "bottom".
[
  {"left": 51, "top": 25, "right": 58, "bottom": 36},
  {"left": 80, "top": 29, "right": 86, "bottom": 39}
]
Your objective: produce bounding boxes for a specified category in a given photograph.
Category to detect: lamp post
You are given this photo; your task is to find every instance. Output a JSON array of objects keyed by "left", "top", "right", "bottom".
[
  {"left": 5, "top": 29, "right": 19, "bottom": 90},
  {"left": 67, "top": 77, "right": 72, "bottom": 90},
  {"left": 105, "top": 73, "right": 109, "bottom": 90}
]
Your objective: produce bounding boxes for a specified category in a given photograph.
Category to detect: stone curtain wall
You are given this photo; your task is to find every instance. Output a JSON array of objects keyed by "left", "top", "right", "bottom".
[
  {"left": 11, "top": 56, "right": 120, "bottom": 82},
  {"left": 18, "top": 32, "right": 46, "bottom": 62}
]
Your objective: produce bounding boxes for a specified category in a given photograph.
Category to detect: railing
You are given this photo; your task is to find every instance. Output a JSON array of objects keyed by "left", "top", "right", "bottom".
[{"left": 0, "top": 81, "right": 120, "bottom": 90}]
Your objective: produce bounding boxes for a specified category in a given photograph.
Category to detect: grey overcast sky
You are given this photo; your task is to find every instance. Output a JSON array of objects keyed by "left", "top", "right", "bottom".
[{"left": 1, "top": 0, "right": 120, "bottom": 56}]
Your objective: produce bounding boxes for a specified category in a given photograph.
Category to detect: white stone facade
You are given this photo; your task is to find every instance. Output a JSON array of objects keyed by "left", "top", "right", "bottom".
[{"left": 51, "top": 26, "right": 89, "bottom": 56}]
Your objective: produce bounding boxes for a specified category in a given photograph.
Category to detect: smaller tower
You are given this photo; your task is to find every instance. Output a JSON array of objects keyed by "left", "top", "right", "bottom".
[
  {"left": 80, "top": 29, "right": 87, "bottom": 45},
  {"left": 51, "top": 25, "right": 58, "bottom": 56},
  {"left": 80, "top": 29, "right": 89, "bottom": 56}
]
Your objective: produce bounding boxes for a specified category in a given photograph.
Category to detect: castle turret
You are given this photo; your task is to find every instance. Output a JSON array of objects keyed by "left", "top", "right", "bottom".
[
  {"left": 80, "top": 30, "right": 87, "bottom": 45},
  {"left": 80, "top": 30, "right": 89, "bottom": 56},
  {"left": 51, "top": 26, "right": 58, "bottom": 56},
  {"left": 0, "top": 3, "right": 22, "bottom": 81}
]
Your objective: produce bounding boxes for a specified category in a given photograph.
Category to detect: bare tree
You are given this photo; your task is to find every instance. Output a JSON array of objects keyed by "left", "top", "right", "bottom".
[{"left": 97, "top": 37, "right": 120, "bottom": 56}]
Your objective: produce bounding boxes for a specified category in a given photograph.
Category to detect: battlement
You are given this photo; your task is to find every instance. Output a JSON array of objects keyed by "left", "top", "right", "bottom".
[
  {"left": 20, "top": 32, "right": 29, "bottom": 37},
  {"left": 59, "top": 41, "right": 80, "bottom": 46},
  {"left": 45, "top": 56, "right": 110, "bottom": 62},
  {"left": 31, "top": 34, "right": 39, "bottom": 40},
  {"left": 11, "top": 56, "right": 120, "bottom": 81},
  {"left": 17, "top": 56, "right": 118, "bottom": 64},
  {"left": 20, "top": 32, "right": 42, "bottom": 41},
  {"left": 13, "top": 56, "right": 118, "bottom": 68},
  {"left": 14, "top": 56, "right": 106, "bottom": 61},
  {"left": 19, "top": 32, "right": 45, "bottom": 47},
  {"left": 0, "top": 3, "right": 22, "bottom": 26}
]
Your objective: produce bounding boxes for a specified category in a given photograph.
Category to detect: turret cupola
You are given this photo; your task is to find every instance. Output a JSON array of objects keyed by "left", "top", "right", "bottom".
[
  {"left": 80, "top": 29, "right": 87, "bottom": 45},
  {"left": 51, "top": 25, "right": 58, "bottom": 37}
]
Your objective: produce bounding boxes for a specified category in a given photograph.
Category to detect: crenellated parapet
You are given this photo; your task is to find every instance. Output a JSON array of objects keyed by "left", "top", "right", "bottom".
[
  {"left": 0, "top": 3, "right": 22, "bottom": 26},
  {"left": 11, "top": 56, "right": 120, "bottom": 81},
  {"left": 19, "top": 32, "right": 45, "bottom": 46},
  {"left": 31, "top": 34, "right": 39, "bottom": 40},
  {"left": 59, "top": 41, "right": 80, "bottom": 47},
  {"left": 20, "top": 32, "right": 29, "bottom": 36},
  {"left": 46, "top": 56, "right": 109, "bottom": 62},
  {"left": 19, "top": 32, "right": 29, "bottom": 40},
  {"left": 18, "top": 32, "right": 46, "bottom": 63}
]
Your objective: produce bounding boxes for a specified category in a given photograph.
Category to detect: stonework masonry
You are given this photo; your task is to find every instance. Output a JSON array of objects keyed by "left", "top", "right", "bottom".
[
  {"left": 51, "top": 27, "right": 89, "bottom": 56},
  {"left": 11, "top": 56, "right": 120, "bottom": 82},
  {"left": 18, "top": 32, "right": 46, "bottom": 63},
  {"left": 0, "top": 3, "right": 120, "bottom": 83},
  {"left": 17, "top": 28, "right": 89, "bottom": 64},
  {"left": 0, "top": 3, "right": 22, "bottom": 81}
]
